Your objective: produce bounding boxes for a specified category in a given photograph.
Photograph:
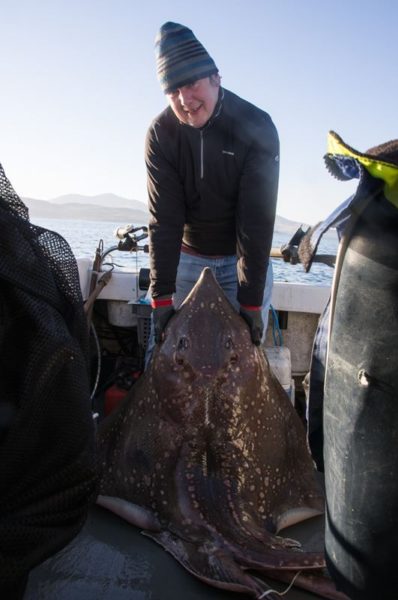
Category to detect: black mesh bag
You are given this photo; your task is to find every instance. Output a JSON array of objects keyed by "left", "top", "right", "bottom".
[{"left": 0, "top": 164, "right": 98, "bottom": 595}]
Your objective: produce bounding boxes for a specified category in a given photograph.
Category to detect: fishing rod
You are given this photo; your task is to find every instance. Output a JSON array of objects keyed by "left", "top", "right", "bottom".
[
  {"left": 84, "top": 225, "right": 149, "bottom": 317},
  {"left": 270, "top": 226, "right": 336, "bottom": 267}
]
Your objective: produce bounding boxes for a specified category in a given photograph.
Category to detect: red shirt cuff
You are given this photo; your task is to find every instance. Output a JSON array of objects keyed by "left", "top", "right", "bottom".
[
  {"left": 240, "top": 304, "right": 261, "bottom": 311},
  {"left": 151, "top": 298, "right": 173, "bottom": 308}
]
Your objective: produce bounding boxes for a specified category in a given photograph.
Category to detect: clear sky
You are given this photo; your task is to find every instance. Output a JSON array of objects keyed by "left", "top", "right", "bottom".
[{"left": 1, "top": 0, "right": 396, "bottom": 224}]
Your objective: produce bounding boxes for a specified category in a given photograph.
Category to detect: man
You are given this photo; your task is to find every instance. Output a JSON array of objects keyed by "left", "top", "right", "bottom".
[{"left": 146, "top": 22, "right": 279, "bottom": 350}]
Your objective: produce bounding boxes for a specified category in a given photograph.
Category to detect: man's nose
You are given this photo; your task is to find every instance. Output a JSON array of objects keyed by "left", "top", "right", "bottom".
[{"left": 178, "top": 87, "right": 192, "bottom": 105}]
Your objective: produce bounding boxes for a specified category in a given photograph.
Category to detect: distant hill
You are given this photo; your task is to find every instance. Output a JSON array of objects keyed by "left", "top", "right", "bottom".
[
  {"left": 50, "top": 193, "right": 146, "bottom": 212},
  {"left": 274, "top": 214, "right": 309, "bottom": 232},
  {"left": 23, "top": 195, "right": 149, "bottom": 224},
  {"left": 22, "top": 193, "right": 310, "bottom": 232}
]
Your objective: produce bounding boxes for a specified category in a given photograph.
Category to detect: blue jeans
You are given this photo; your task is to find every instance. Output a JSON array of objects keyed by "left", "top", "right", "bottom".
[{"left": 145, "top": 253, "right": 273, "bottom": 366}]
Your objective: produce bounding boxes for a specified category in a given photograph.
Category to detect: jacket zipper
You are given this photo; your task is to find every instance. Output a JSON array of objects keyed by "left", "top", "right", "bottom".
[
  {"left": 200, "top": 130, "right": 204, "bottom": 179},
  {"left": 198, "top": 87, "right": 224, "bottom": 180}
]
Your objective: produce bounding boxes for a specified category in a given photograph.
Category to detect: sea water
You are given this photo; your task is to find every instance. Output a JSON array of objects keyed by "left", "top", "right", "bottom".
[{"left": 31, "top": 217, "right": 338, "bottom": 286}]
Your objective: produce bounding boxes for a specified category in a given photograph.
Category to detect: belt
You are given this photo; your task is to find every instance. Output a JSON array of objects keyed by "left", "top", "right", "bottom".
[{"left": 181, "top": 243, "right": 231, "bottom": 260}]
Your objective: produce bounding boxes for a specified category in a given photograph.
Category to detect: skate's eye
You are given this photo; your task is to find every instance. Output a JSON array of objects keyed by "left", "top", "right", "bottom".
[
  {"left": 177, "top": 337, "right": 189, "bottom": 350},
  {"left": 225, "top": 337, "right": 233, "bottom": 349}
]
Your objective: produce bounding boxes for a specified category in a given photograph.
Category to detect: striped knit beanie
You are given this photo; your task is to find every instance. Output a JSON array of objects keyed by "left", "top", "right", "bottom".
[{"left": 155, "top": 22, "right": 218, "bottom": 94}]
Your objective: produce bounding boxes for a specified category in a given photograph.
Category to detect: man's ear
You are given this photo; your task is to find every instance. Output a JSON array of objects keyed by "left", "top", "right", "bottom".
[{"left": 210, "top": 73, "right": 221, "bottom": 87}]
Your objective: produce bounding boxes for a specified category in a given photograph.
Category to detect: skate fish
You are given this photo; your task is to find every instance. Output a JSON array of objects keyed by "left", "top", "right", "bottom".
[{"left": 97, "top": 268, "right": 342, "bottom": 599}]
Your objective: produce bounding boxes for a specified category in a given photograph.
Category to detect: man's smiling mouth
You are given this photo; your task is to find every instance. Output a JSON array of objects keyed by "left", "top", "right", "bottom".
[{"left": 184, "top": 104, "right": 202, "bottom": 115}]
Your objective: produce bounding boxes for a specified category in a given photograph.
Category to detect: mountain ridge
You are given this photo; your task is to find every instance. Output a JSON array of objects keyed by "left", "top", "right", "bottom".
[
  {"left": 50, "top": 193, "right": 145, "bottom": 211},
  {"left": 22, "top": 194, "right": 311, "bottom": 232},
  {"left": 23, "top": 196, "right": 149, "bottom": 224}
]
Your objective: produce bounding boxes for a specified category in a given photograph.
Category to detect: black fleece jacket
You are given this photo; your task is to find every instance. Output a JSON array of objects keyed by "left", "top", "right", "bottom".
[{"left": 145, "top": 87, "right": 279, "bottom": 306}]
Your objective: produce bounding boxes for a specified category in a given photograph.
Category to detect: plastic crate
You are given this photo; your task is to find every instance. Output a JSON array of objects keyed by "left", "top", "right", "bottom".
[{"left": 131, "top": 302, "right": 152, "bottom": 359}]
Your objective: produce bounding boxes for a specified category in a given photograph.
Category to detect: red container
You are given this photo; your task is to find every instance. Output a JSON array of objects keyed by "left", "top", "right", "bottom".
[
  {"left": 104, "top": 372, "right": 141, "bottom": 415},
  {"left": 104, "top": 385, "right": 127, "bottom": 415}
]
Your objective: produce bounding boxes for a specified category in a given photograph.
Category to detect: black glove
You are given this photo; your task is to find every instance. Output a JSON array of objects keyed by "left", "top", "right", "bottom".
[
  {"left": 239, "top": 306, "right": 264, "bottom": 346},
  {"left": 152, "top": 297, "right": 175, "bottom": 344}
]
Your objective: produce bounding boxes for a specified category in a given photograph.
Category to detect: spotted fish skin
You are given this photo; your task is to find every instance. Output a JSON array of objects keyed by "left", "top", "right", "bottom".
[{"left": 98, "top": 268, "right": 330, "bottom": 597}]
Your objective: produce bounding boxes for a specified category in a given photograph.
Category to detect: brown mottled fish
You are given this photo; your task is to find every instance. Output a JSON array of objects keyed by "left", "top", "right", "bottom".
[{"left": 97, "top": 268, "right": 340, "bottom": 599}]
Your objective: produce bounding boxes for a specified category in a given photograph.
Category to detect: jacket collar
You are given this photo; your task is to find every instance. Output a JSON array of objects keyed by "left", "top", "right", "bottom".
[{"left": 200, "top": 87, "right": 224, "bottom": 131}]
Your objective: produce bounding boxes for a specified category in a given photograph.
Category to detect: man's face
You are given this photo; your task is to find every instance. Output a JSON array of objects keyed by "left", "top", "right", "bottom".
[{"left": 167, "top": 75, "right": 220, "bottom": 128}]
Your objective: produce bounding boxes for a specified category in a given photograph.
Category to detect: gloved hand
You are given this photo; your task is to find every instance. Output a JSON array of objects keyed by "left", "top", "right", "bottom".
[
  {"left": 239, "top": 306, "right": 264, "bottom": 346},
  {"left": 151, "top": 296, "right": 175, "bottom": 344}
]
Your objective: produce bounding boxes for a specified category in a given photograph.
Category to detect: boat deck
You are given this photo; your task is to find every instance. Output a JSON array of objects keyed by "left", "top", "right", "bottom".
[{"left": 25, "top": 505, "right": 326, "bottom": 599}]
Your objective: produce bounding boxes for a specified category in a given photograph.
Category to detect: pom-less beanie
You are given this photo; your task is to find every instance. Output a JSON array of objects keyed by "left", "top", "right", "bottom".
[{"left": 155, "top": 22, "right": 218, "bottom": 94}]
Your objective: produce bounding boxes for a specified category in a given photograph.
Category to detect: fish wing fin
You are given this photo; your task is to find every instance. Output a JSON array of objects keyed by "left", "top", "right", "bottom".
[
  {"left": 96, "top": 495, "right": 160, "bottom": 530},
  {"left": 142, "top": 529, "right": 280, "bottom": 598}
]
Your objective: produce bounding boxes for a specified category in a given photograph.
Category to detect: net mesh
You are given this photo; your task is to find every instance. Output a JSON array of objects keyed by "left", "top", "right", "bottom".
[{"left": 0, "top": 164, "right": 98, "bottom": 593}]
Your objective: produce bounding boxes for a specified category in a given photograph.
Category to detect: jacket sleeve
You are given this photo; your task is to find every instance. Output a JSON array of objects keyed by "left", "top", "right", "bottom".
[
  {"left": 145, "top": 122, "right": 186, "bottom": 299},
  {"left": 236, "top": 115, "right": 279, "bottom": 306}
]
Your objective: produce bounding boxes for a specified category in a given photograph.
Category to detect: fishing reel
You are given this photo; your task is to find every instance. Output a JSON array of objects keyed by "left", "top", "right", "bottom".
[
  {"left": 114, "top": 224, "right": 149, "bottom": 253},
  {"left": 113, "top": 224, "right": 150, "bottom": 290}
]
